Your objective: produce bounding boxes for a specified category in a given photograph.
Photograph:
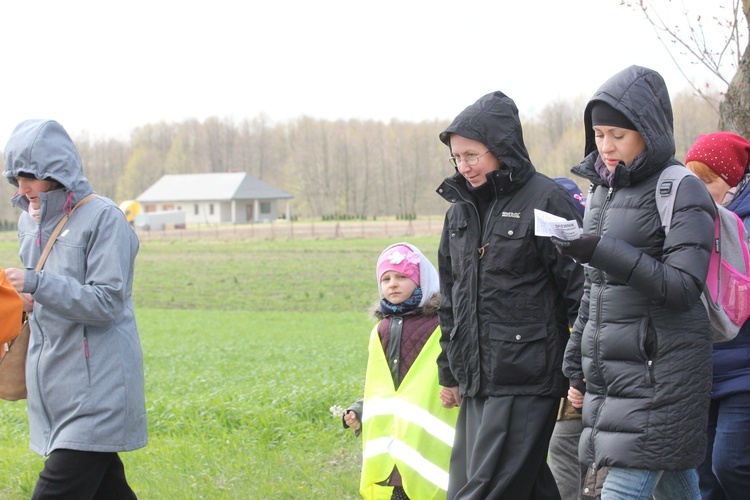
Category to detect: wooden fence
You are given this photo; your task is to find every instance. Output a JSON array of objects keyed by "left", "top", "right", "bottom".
[{"left": 131, "top": 217, "right": 445, "bottom": 242}]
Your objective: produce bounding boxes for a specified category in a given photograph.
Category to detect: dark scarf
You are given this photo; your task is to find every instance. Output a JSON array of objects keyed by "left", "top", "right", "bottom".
[
  {"left": 380, "top": 287, "right": 423, "bottom": 316},
  {"left": 595, "top": 155, "right": 616, "bottom": 186},
  {"left": 594, "top": 152, "right": 646, "bottom": 187}
]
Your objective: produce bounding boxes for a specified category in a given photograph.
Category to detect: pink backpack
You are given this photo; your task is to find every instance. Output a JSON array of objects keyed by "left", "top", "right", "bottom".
[{"left": 657, "top": 164, "right": 750, "bottom": 342}]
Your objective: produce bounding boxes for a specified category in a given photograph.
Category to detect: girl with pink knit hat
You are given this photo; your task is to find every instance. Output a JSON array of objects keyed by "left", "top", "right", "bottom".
[
  {"left": 685, "top": 131, "right": 750, "bottom": 500},
  {"left": 342, "top": 242, "right": 458, "bottom": 500}
]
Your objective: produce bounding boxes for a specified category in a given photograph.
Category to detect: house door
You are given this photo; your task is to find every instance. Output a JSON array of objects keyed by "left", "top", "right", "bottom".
[{"left": 246, "top": 204, "right": 254, "bottom": 222}]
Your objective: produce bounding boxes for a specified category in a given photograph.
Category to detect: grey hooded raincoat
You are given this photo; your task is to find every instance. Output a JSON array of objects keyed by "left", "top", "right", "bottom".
[{"left": 3, "top": 120, "right": 147, "bottom": 456}]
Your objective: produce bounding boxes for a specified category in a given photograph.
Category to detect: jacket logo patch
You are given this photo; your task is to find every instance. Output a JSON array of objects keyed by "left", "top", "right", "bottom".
[
  {"left": 60, "top": 229, "right": 70, "bottom": 237},
  {"left": 501, "top": 212, "right": 521, "bottom": 218}
]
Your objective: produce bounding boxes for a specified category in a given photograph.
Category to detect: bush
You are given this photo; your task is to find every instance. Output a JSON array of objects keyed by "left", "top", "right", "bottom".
[
  {"left": 396, "top": 212, "right": 416, "bottom": 221},
  {"left": 321, "top": 212, "right": 367, "bottom": 221}
]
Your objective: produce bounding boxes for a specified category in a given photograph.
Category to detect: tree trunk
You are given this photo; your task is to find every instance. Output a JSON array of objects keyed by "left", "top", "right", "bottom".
[{"left": 719, "top": 0, "right": 750, "bottom": 136}]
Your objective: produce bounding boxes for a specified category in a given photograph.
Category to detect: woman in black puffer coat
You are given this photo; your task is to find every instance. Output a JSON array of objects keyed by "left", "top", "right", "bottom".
[{"left": 559, "top": 66, "right": 716, "bottom": 499}]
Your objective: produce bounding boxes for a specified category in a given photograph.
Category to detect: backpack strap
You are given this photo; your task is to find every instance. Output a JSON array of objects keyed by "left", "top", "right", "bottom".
[
  {"left": 656, "top": 165, "right": 697, "bottom": 234},
  {"left": 736, "top": 210, "right": 750, "bottom": 272},
  {"left": 716, "top": 205, "right": 750, "bottom": 276}
]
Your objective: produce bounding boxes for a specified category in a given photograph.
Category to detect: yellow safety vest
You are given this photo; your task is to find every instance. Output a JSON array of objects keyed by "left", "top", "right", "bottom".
[{"left": 359, "top": 324, "right": 458, "bottom": 500}]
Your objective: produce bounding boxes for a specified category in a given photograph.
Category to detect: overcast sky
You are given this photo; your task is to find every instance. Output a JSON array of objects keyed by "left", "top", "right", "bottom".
[{"left": 0, "top": 0, "right": 740, "bottom": 147}]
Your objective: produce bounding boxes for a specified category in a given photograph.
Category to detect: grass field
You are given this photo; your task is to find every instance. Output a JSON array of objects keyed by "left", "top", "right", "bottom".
[{"left": 0, "top": 233, "right": 442, "bottom": 498}]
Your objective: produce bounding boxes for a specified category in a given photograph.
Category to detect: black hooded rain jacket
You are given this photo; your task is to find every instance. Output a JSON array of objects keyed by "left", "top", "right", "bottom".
[{"left": 436, "top": 91, "right": 584, "bottom": 399}]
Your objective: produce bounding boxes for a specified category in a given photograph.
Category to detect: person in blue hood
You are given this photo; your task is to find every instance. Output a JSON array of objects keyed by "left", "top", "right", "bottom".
[
  {"left": 685, "top": 131, "right": 750, "bottom": 500},
  {"left": 3, "top": 120, "right": 146, "bottom": 499}
]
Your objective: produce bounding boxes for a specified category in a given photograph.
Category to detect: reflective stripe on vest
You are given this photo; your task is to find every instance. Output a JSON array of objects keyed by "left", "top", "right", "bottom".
[
  {"left": 359, "top": 324, "right": 458, "bottom": 500},
  {"left": 363, "top": 398, "right": 455, "bottom": 446}
]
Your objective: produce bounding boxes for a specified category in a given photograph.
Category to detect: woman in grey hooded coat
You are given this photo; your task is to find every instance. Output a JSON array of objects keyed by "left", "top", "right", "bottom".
[{"left": 3, "top": 119, "right": 147, "bottom": 498}]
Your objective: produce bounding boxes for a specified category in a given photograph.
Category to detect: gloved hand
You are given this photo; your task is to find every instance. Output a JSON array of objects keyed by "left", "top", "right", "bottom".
[{"left": 550, "top": 234, "right": 600, "bottom": 264}]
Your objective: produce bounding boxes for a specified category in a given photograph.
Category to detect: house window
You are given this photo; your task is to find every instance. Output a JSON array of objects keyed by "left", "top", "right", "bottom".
[
  {"left": 260, "top": 202, "right": 271, "bottom": 214},
  {"left": 209, "top": 204, "right": 214, "bottom": 215},
  {"left": 194, "top": 204, "right": 199, "bottom": 215}
]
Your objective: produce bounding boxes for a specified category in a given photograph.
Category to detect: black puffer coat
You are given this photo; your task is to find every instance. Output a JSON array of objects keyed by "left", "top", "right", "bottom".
[
  {"left": 436, "top": 91, "right": 584, "bottom": 399},
  {"left": 562, "top": 65, "right": 716, "bottom": 470}
]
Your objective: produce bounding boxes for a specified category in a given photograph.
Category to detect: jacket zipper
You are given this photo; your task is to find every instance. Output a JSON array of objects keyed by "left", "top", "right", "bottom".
[
  {"left": 592, "top": 186, "right": 615, "bottom": 372},
  {"left": 586, "top": 186, "right": 615, "bottom": 467},
  {"left": 83, "top": 330, "right": 92, "bottom": 385},
  {"left": 443, "top": 177, "right": 486, "bottom": 263},
  {"left": 36, "top": 318, "right": 54, "bottom": 455},
  {"left": 442, "top": 177, "right": 494, "bottom": 394}
]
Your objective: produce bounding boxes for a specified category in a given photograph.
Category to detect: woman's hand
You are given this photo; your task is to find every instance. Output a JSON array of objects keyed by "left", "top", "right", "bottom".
[
  {"left": 20, "top": 293, "right": 34, "bottom": 312},
  {"left": 440, "top": 386, "right": 461, "bottom": 408},
  {"left": 3, "top": 268, "right": 24, "bottom": 293},
  {"left": 568, "top": 381, "right": 585, "bottom": 410}
]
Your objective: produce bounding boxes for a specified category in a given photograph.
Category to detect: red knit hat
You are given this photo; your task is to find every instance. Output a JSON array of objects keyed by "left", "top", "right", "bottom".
[{"left": 685, "top": 132, "right": 750, "bottom": 188}]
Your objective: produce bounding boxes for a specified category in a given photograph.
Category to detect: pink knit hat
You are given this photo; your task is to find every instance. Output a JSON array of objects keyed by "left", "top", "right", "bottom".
[
  {"left": 377, "top": 244, "right": 421, "bottom": 286},
  {"left": 685, "top": 132, "right": 750, "bottom": 188}
]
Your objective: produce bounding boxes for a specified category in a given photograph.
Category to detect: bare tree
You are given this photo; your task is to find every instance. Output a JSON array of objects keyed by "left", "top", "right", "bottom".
[
  {"left": 76, "top": 134, "right": 131, "bottom": 200},
  {"left": 115, "top": 122, "right": 177, "bottom": 201},
  {"left": 523, "top": 97, "right": 586, "bottom": 178},
  {"left": 0, "top": 82, "right": 714, "bottom": 225},
  {"left": 723, "top": 1, "right": 750, "bottom": 135},
  {"left": 672, "top": 88, "right": 723, "bottom": 157},
  {"left": 625, "top": 0, "right": 750, "bottom": 135}
]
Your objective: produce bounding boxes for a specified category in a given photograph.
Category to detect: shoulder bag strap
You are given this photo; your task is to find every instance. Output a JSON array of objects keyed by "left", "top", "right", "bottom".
[{"left": 36, "top": 194, "right": 98, "bottom": 271}]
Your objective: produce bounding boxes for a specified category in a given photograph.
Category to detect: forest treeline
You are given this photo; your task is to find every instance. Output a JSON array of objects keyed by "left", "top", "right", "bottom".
[{"left": 0, "top": 90, "right": 719, "bottom": 225}]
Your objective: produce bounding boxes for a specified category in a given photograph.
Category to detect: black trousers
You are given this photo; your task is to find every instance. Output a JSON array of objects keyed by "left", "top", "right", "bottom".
[
  {"left": 32, "top": 449, "right": 137, "bottom": 500},
  {"left": 448, "top": 395, "right": 561, "bottom": 500}
]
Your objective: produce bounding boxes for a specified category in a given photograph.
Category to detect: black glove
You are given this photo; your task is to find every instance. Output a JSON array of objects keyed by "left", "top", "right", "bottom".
[
  {"left": 551, "top": 234, "right": 600, "bottom": 264},
  {"left": 570, "top": 378, "right": 587, "bottom": 414},
  {"left": 570, "top": 378, "right": 586, "bottom": 395}
]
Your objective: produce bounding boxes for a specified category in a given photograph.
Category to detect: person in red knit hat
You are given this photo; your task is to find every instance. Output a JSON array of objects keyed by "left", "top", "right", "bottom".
[
  {"left": 686, "top": 131, "right": 750, "bottom": 203},
  {"left": 685, "top": 131, "right": 750, "bottom": 500}
]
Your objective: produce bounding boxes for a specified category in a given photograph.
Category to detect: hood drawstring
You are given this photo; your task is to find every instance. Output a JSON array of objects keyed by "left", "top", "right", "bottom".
[
  {"left": 62, "top": 192, "right": 74, "bottom": 215},
  {"left": 35, "top": 194, "right": 45, "bottom": 247}
]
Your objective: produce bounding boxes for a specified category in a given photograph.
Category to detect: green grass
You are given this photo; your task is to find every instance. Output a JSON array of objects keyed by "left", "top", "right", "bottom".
[
  {"left": 131, "top": 237, "right": 440, "bottom": 312},
  {"left": 0, "top": 234, "right": 441, "bottom": 498}
]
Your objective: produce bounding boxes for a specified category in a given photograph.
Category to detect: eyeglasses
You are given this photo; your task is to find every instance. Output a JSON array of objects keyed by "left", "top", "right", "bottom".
[{"left": 449, "top": 150, "right": 491, "bottom": 168}]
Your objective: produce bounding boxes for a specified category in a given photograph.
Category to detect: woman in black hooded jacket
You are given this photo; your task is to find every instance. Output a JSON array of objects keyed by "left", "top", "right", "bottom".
[
  {"left": 558, "top": 66, "right": 715, "bottom": 499},
  {"left": 436, "top": 91, "right": 584, "bottom": 499}
]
